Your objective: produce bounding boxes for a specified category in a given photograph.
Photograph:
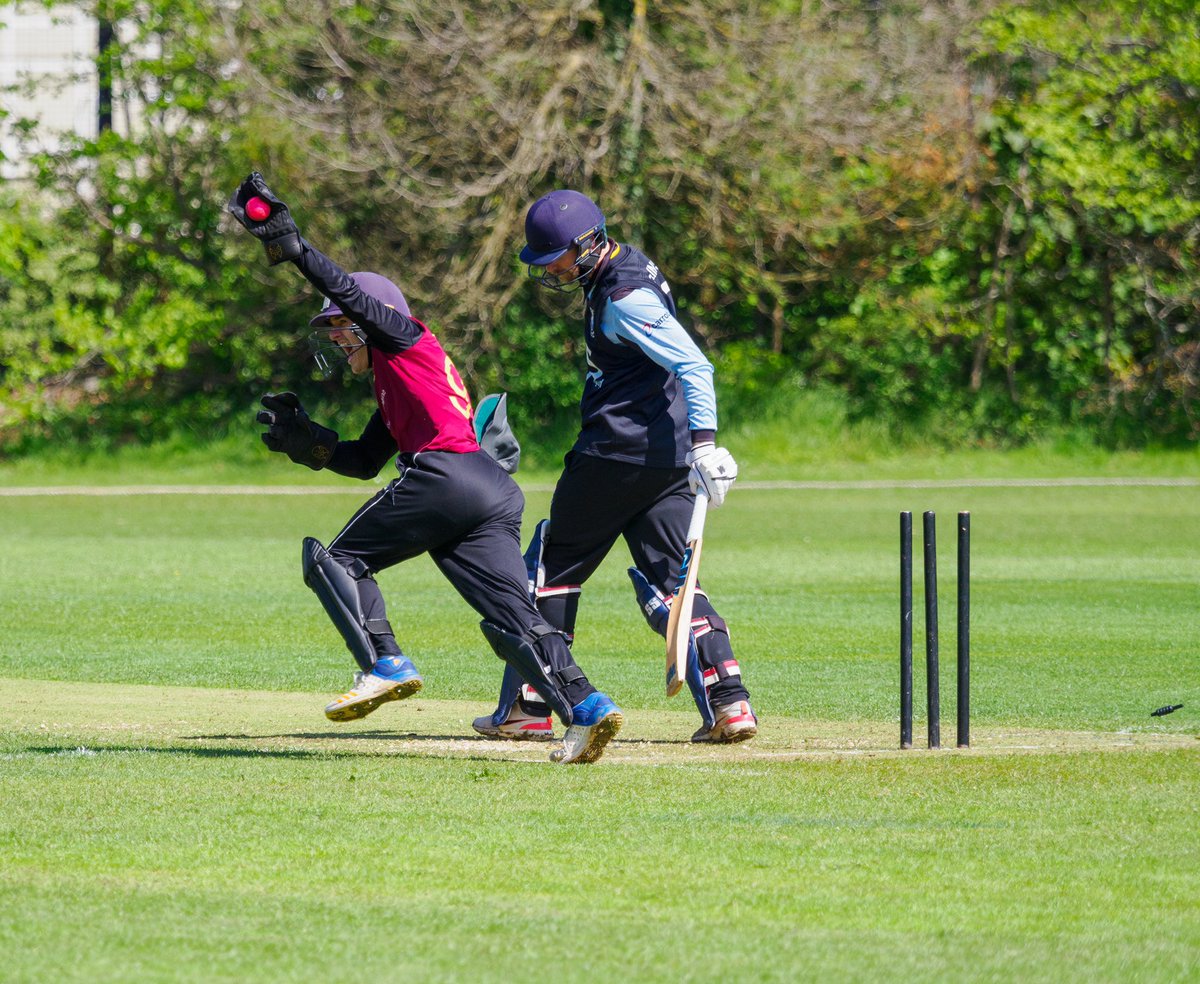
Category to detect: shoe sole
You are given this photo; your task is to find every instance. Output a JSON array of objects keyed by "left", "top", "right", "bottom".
[
  {"left": 471, "top": 725, "right": 556, "bottom": 742},
  {"left": 551, "top": 711, "right": 624, "bottom": 764},
  {"left": 718, "top": 724, "right": 757, "bottom": 744},
  {"left": 691, "top": 723, "right": 758, "bottom": 744},
  {"left": 325, "top": 677, "right": 423, "bottom": 722}
]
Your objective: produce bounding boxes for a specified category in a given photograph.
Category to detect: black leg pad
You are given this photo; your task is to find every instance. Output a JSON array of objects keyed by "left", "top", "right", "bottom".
[
  {"left": 479, "top": 621, "right": 584, "bottom": 725},
  {"left": 301, "top": 537, "right": 379, "bottom": 673}
]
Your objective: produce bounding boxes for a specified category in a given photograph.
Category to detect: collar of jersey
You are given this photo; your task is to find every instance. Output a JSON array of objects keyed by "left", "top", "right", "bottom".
[{"left": 584, "top": 242, "right": 622, "bottom": 302}]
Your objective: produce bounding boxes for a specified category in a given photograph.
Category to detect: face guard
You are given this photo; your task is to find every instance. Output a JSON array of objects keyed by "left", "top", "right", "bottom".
[
  {"left": 530, "top": 225, "right": 608, "bottom": 292},
  {"left": 308, "top": 326, "right": 368, "bottom": 378}
]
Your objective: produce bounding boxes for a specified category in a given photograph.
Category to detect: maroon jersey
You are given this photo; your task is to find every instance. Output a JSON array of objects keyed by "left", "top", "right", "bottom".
[
  {"left": 294, "top": 242, "right": 480, "bottom": 456},
  {"left": 372, "top": 320, "right": 479, "bottom": 455}
]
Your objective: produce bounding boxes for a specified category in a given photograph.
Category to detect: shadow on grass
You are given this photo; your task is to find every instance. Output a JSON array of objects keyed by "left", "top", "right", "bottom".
[
  {"left": 191, "top": 730, "right": 483, "bottom": 742},
  {"left": 193, "top": 730, "right": 686, "bottom": 747},
  {"left": 19, "top": 743, "right": 343, "bottom": 760},
  {"left": 10, "top": 739, "right": 548, "bottom": 765}
]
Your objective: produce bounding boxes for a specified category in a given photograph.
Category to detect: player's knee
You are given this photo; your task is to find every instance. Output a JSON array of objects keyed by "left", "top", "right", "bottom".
[
  {"left": 690, "top": 596, "right": 728, "bottom": 637},
  {"left": 534, "top": 585, "right": 580, "bottom": 639},
  {"left": 301, "top": 537, "right": 387, "bottom": 672},
  {"left": 325, "top": 549, "right": 372, "bottom": 582},
  {"left": 627, "top": 566, "right": 668, "bottom": 636},
  {"left": 479, "top": 620, "right": 586, "bottom": 724}
]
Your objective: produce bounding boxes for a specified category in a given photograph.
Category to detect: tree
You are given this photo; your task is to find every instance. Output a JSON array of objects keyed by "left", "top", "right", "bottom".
[
  {"left": 967, "top": 0, "right": 1200, "bottom": 439},
  {"left": 3, "top": 0, "right": 1194, "bottom": 449}
]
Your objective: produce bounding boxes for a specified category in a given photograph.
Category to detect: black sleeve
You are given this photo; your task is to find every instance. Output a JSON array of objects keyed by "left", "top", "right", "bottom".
[
  {"left": 326, "top": 410, "right": 397, "bottom": 479},
  {"left": 293, "top": 239, "right": 422, "bottom": 353}
]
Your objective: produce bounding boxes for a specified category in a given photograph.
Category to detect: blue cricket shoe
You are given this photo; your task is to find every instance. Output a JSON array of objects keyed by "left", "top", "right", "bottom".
[
  {"left": 550, "top": 691, "right": 623, "bottom": 764},
  {"left": 324, "top": 655, "right": 423, "bottom": 722}
]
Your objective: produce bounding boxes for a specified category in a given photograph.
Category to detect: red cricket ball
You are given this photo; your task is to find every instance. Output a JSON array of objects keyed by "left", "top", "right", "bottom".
[{"left": 245, "top": 196, "right": 271, "bottom": 222}]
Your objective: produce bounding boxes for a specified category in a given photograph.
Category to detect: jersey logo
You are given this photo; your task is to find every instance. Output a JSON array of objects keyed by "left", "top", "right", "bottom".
[
  {"left": 585, "top": 345, "right": 604, "bottom": 389},
  {"left": 444, "top": 354, "right": 473, "bottom": 419},
  {"left": 641, "top": 312, "right": 670, "bottom": 335},
  {"left": 645, "top": 260, "right": 659, "bottom": 279}
]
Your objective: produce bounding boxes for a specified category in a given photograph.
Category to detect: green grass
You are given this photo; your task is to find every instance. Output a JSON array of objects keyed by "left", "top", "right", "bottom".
[
  {"left": 0, "top": 686, "right": 1195, "bottom": 984},
  {"left": 1, "top": 684, "right": 1196, "bottom": 983},
  {"left": 1, "top": 454, "right": 1198, "bottom": 982},
  {"left": 1, "top": 386, "right": 1198, "bottom": 487},
  {"left": 2, "top": 483, "right": 1196, "bottom": 731}
]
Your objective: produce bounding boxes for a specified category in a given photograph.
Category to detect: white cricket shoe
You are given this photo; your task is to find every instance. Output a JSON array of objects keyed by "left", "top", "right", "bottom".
[
  {"left": 324, "top": 657, "right": 423, "bottom": 722},
  {"left": 472, "top": 705, "right": 556, "bottom": 742},
  {"left": 691, "top": 699, "right": 758, "bottom": 744}
]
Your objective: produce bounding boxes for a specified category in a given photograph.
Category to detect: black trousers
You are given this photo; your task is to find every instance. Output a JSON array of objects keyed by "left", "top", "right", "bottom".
[
  {"left": 537, "top": 452, "right": 749, "bottom": 705},
  {"left": 325, "top": 450, "right": 592, "bottom": 705}
]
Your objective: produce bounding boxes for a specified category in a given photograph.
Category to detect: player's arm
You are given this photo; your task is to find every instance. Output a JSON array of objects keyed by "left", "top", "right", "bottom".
[
  {"left": 292, "top": 242, "right": 422, "bottom": 353},
  {"left": 227, "top": 171, "right": 421, "bottom": 353},
  {"left": 607, "top": 288, "right": 718, "bottom": 436},
  {"left": 327, "top": 410, "right": 396, "bottom": 479},
  {"left": 608, "top": 289, "right": 738, "bottom": 504}
]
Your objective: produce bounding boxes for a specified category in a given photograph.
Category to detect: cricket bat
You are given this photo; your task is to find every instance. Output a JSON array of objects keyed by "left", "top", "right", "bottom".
[{"left": 665, "top": 488, "right": 709, "bottom": 696}]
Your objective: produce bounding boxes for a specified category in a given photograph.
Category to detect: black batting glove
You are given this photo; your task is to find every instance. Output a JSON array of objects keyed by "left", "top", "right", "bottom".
[
  {"left": 227, "top": 172, "right": 303, "bottom": 265},
  {"left": 257, "top": 392, "right": 338, "bottom": 470}
]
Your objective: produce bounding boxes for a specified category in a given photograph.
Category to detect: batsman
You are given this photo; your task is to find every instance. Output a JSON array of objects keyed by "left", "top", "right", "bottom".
[
  {"left": 226, "top": 172, "right": 623, "bottom": 765},
  {"left": 473, "top": 190, "right": 756, "bottom": 744}
]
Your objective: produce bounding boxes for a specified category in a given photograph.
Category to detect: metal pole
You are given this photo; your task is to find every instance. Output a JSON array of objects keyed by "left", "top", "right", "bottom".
[
  {"left": 957, "top": 512, "right": 971, "bottom": 748},
  {"left": 900, "top": 512, "right": 913, "bottom": 749},
  {"left": 923, "top": 511, "right": 940, "bottom": 748}
]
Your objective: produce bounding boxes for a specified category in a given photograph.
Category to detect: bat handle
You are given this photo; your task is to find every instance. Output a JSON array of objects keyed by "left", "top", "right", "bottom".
[{"left": 686, "top": 488, "right": 709, "bottom": 543}]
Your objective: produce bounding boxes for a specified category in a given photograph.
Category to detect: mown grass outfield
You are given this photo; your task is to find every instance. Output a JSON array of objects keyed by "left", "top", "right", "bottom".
[{"left": 1, "top": 457, "right": 1198, "bottom": 983}]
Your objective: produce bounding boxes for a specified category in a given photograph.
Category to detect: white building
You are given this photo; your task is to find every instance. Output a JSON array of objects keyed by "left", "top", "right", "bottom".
[{"left": 0, "top": 3, "right": 113, "bottom": 180}]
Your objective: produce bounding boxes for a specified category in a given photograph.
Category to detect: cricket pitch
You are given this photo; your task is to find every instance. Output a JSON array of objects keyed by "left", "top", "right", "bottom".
[{"left": 3, "top": 677, "right": 1192, "bottom": 766}]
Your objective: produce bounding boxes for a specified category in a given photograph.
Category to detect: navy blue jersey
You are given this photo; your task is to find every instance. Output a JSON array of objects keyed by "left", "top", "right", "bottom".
[{"left": 577, "top": 244, "right": 692, "bottom": 467}]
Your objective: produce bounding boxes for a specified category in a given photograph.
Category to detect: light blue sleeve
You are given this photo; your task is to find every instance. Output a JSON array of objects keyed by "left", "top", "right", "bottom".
[{"left": 603, "top": 288, "right": 718, "bottom": 431}]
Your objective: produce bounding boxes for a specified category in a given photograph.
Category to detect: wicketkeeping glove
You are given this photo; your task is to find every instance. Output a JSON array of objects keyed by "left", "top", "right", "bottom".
[
  {"left": 227, "top": 171, "right": 303, "bottom": 265},
  {"left": 685, "top": 442, "right": 738, "bottom": 507},
  {"left": 257, "top": 392, "right": 338, "bottom": 470}
]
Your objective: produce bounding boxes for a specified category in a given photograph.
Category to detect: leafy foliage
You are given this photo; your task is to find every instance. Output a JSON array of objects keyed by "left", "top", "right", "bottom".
[{"left": 1, "top": 0, "right": 1197, "bottom": 451}]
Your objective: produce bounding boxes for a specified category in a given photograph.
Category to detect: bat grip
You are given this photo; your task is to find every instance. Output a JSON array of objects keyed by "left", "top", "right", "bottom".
[{"left": 686, "top": 488, "right": 709, "bottom": 543}]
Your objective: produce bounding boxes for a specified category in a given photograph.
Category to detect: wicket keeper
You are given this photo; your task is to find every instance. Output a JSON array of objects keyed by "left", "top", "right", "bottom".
[{"left": 227, "top": 173, "right": 623, "bottom": 764}]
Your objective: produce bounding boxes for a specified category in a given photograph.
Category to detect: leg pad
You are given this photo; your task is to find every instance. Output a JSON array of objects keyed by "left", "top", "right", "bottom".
[
  {"left": 301, "top": 537, "right": 386, "bottom": 673},
  {"left": 480, "top": 621, "right": 585, "bottom": 725}
]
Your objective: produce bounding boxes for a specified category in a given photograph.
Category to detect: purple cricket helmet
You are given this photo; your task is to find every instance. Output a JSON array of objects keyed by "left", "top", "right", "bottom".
[
  {"left": 308, "top": 272, "right": 411, "bottom": 327},
  {"left": 519, "top": 190, "right": 606, "bottom": 266}
]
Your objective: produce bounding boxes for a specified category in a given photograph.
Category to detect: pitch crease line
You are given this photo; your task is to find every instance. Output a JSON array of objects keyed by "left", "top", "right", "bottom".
[{"left": 1, "top": 477, "right": 1197, "bottom": 496}]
